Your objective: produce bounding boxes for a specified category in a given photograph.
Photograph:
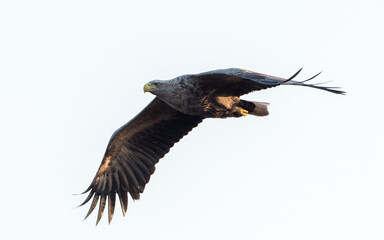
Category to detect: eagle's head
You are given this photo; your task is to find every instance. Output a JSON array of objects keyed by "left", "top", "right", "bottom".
[{"left": 143, "top": 80, "right": 163, "bottom": 93}]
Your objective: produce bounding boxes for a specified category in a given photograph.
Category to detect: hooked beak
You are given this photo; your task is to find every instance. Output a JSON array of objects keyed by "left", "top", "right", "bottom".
[{"left": 143, "top": 83, "right": 157, "bottom": 93}]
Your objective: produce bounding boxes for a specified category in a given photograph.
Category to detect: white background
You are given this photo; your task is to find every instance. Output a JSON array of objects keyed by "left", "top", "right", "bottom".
[{"left": 1, "top": 0, "right": 383, "bottom": 239}]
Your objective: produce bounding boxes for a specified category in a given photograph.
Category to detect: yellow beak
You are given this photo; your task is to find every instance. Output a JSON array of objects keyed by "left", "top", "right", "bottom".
[{"left": 143, "top": 83, "right": 157, "bottom": 93}]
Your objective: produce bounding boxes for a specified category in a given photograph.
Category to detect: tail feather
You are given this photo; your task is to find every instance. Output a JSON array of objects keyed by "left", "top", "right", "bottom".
[
  {"left": 239, "top": 100, "right": 269, "bottom": 116},
  {"left": 250, "top": 101, "right": 269, "bottom": 116}
]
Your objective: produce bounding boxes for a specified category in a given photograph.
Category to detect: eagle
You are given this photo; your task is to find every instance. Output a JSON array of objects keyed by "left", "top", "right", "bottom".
[{"left": 79, "top": 68, "right": 344, "bottom": 225}]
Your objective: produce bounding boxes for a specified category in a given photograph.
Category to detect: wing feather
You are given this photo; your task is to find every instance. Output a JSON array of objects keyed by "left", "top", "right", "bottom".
[
  {"left": 195, "top": 68, "right": 345, "bottom": 96},
  {"left": 84, "top": 195, "right": 99, "bottom": 220},
  {"left": 108, "top": 193, "right": 116, "bottom": 224},
  {"left": 118, "top": 191, "right": 128, "bottom": 216},
  {"left": 112, "top": 171, "right": 120, "bottom": 192},
  {"left": 81, "top": 97, "right": 203, "bottom": 224},
  {"left": 96, "top": 195, "right": 106, "bottom": 225},
  {"left": 79, "top": 190, "right": 94, "bottom": 207},
  {"left": 104, "top": 173, "right": 113, "bottom": 194}
]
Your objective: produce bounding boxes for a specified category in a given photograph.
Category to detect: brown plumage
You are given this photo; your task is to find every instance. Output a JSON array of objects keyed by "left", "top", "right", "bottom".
[{"left": 80, "top": 68, "right": 344, "bottom": 225}]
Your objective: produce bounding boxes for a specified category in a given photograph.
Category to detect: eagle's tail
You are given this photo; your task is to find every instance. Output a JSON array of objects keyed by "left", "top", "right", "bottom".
[{"left": 239, "top": 100, "right": 269, "bottom": 116}]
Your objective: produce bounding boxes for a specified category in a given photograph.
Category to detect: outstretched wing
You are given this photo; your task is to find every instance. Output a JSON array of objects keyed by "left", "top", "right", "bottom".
[
  {"left": 195, "top": 68, "right": 345, "bottom": 96},
  {"left": 80, "top": 97, "right": 204, "bottom": 225}
]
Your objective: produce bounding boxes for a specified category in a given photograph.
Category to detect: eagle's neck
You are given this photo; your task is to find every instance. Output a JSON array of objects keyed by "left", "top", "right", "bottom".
[{"left": 154, "top": 75, "right": 204, "bottom": 115}]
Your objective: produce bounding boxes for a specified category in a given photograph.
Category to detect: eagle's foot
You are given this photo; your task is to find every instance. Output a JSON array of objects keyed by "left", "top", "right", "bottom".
[{"left": 235, "top": 107, "right": 248, "bottom": 116}]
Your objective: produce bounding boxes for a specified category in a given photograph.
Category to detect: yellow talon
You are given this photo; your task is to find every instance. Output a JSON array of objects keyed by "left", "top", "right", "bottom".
[{"left": 236, "top": 107, "right": 248, "bottom": 116}]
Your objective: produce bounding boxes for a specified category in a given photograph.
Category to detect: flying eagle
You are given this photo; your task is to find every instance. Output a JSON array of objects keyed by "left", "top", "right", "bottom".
[{"left": 79, "top": 68, "right": 344, "bottom": 224}]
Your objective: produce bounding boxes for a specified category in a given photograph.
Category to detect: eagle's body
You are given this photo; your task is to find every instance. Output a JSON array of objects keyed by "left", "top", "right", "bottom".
[
  {"left": 80, "top": 68, "right": 344, "bottom": 225},
  {"left": 147, "top": 74, "right": 268, "bottom": 118}
]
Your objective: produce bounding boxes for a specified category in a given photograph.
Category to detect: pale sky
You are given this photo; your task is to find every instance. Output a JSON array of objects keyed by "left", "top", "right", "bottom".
[{"left": 1, "top": 0, "right": 384, "bottom": 239}]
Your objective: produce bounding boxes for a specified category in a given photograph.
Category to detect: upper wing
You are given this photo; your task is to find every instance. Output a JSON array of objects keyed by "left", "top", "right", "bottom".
[
  {"left": 195, "top": 68, "right": 345, "bottom": 96},
  {"left": 80, "top": 97, "right": 204, "bottom": 225}
]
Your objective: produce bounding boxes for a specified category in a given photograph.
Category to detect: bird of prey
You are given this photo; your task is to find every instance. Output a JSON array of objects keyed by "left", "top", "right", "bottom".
[{"left": 79, "top": 68, "right": 344, "bottom": 225}]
